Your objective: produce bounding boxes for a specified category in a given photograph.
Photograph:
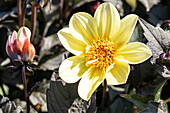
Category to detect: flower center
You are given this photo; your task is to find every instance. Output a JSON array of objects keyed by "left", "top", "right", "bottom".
[{"left": 85, "top": 39, "right": 116, "bottom": 70}]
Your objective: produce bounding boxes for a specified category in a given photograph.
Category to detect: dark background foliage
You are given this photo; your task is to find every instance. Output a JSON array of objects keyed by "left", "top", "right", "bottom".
[{"left": 0, "top": 0, "right": 169, "bottom": 113}]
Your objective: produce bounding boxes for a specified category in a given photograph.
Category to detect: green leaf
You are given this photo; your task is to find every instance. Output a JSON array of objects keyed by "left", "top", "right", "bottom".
[
  {"left": 154, "top": 79, "right": 167, "bottom": 102},
  {"left": 139, "top": 100, "right": 169, "bottom": 113},
  {"left": 121, "top": 94, "right": 154, "bottom": 110},
  {"left": 46, "top": 72, "right": 96, "bottom": 113}
]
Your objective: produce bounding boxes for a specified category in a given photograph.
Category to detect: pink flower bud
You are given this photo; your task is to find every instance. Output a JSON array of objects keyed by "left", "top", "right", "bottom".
[{"left": 6, "top": 27, "right": 35, "bottom": 61}]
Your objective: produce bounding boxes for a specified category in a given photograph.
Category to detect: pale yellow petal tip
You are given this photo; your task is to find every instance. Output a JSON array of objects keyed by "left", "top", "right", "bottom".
[
  {"left": 143, "top": 42, "right": 153, "bottom": 59},
  {"left": 130, "top": 14, "right": 138, "bottom": 18},
  {"left": 57, "top": 27, "right": 69, "bottom": 35},
  {"left": 127, "top": 14, "right": 138, "bottom": 21},
  {"left": 78, "top": 90, "right": 90, "bottom": 101},
  {"left": 57, "top": 28, "right": 71, "bottom": 41},
  {"left": 96, "top": 2, "right": 116, "bottom": 10},
  {"left": 117, "top": 42, "right": 153, "bottom": 64},
  {"left": 147, "top": 46, "right": 153, "bottom": 58},
  {"left": 80, "top": 95, "right": 89, "bottom": 101}
]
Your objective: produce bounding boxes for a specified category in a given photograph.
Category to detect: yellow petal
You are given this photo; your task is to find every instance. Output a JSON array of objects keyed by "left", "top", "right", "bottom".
[
  {"left": 78, "top": 67, "right": 105, "bottom": 101},
  {"left": 69, "top": 12, "right": 98, "bottom": 45},
  {"left": 58, "top": 28, "right": 87, "bottom": 56},
  {"left": 116, "top": 42, "right": 152, "bottom": 64},
  {"left": 106, "top": 60, "right": 130, "bottom": 85},
  {"left": 94, "top": 3, "right": 120, "bottom": 39},
  {"left": 112, "top": 14, "right": 138, "bottom": 48},
  {"left": 59, "top": 55, "right": 90, "bottom": 83}
]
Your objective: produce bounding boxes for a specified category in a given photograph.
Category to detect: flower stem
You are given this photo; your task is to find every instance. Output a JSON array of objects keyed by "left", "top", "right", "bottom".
[
  {"left": 63, "top": 0, "right": 70, "bottom": 21},
  {"left": 17, "top": 0, "right": 22, "bottom": 27},
  {"left": 50, "top": 0, "right": 52, "bottom": 10},
  {"left": 31, "top": 5, "right": 37, "bottom": 43},
  {"left": 100, "top": 79, "right": 107, "bottom": 108},
  {"left": 22, "top": 64, "right": 30, "bottom": 113},
  {"left": 21, "top": 0, "right": 27, "bottom": 26}
]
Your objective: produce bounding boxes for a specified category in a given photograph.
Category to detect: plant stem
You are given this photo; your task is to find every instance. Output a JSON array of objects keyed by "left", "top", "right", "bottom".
[
  {"left": 63, "top": 0, "right": 70, "bottom": 21},
  {"left": 22, "top": 64, "right": 30, "bottom": 113},
  {"left": 31, "top": 5, "right": 37, "bottom": 43},
  {"left": 100, "top": 79, "right": 107, "bottom": 108},
  {"left": 50, "top": 0, "right": 52, "bottom": 10},
  {"left": 21, "top": 0, "right": 28, "bottom": 26},
  {"left": 17, "top": 0, "right": 22, "bottom": 27}
]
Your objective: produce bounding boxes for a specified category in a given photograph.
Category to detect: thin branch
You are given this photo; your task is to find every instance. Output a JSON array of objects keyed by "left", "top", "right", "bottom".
[
  {"left": 31, "top": 5, "right": 37, "bottom": 43},
  {"left": 21, "top": 0, "right": 28, "bottom": 26},
  {"left": 17, "top": 0, "right": 22, "bottom": 27},
  {"left": 22, "top": 64, "right": 30, "bottom": 113}
]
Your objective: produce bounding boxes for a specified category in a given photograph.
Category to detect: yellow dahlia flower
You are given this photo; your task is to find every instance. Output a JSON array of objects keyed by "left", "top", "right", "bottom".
[{"left": 58, "top": 3, "right": 152, "bottom": 101}]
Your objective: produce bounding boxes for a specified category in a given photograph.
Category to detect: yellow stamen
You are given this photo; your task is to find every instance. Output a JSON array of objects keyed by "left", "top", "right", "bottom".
[{"left": 85, "top": 39, "right": 116, "bottom": 70}]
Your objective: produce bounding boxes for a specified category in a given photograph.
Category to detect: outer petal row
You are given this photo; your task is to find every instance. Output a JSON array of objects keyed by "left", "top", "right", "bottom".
[
  {"left": 78, "top": 67, "right": 105, "bottom": 101},
  {"left": 69, "top": 12, "right": 98, "bottom": 45},
  {"left": 6, "top": 31, "right": 22, "bottom": 59},
  {"left": 94, "top": 2, "right": 120, "bottom": 39},
  {"left": 59, "top": 55, "right": 131, "bottom": 100},
  {"left": 116, "top": 42, "right": 152, "bottom": 64},
  {"left": 59, "top": 55, "right": 106, "bottom": 101},
  {"left": 59, "top": 55, "right": 90, "bottom": 83},
  {"left": 106, "top": 60, "right": 130, "bottom": 85},
  {"left": 6, "top": 36, "right": 15, "bottom": 59},
  {"left": 113, "top": 14, "right": 138, "bottom": 48},
  {"left": 58, "top": 28, "right": 87, "bottom": 56},
  {"left": 21, "top": 38, "right": 35, "bottom": 61}
]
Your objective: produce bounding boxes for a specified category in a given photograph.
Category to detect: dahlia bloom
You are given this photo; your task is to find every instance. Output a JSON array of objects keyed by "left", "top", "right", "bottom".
[
  {"left": 58, "top": 3, "right": 152, "bottom": 100},
  {"left": 6, "top": 27, "right": 35, "bottom": 61}
]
